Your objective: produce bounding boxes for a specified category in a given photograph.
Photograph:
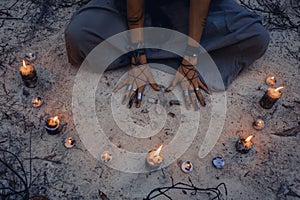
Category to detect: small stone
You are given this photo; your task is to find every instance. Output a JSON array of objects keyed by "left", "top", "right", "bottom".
[
  {"left": 169, "top": 100, "right": 181, "bottom": 106},
  {"left": 212, "top": 156, "right": 225, "bottom": 169},
  {"left": 148, "top": 98, "right": 159, "bottom": 104},
  {"left": 168, "top": 112, "right": 175, "bottom": 118}
]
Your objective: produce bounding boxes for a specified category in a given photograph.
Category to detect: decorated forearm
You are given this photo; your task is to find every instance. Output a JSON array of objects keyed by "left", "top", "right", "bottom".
[
  {"left": 188, "top": 0, "right": 211, "bottom": 47},
  {"left": 127, "top": 0, "right": 145, "bottom": 43}
]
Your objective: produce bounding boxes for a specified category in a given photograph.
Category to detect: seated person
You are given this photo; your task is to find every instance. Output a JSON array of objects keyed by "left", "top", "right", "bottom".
[{"left": 65, "top": 0, "right": 269, "bottom": 109}]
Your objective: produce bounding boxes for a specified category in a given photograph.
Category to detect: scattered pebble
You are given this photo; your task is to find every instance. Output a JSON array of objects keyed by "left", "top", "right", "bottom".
[
  {"left": 212, "top": 156, "right": 225, "bottom": 169},
  {"left": 169, "top": 100, "right": 181, "bottom": 106}
]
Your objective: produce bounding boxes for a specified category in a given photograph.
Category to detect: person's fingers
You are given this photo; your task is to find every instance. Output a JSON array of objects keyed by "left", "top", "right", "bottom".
[
  {"left": 197, "top": 78, "right": 210, "bottom": 94},
  {"left": 128, "top": 90, "right": 136, "bottom": 108},
  {"left": 187, "top": 79, "right": 199, "bottom": 110},
  {"left": 181, "top": 80, "right": 191, "bottom": 110},
  {"left": 145, "top": 67, "right": 160, "bottom": 91},
  {"left": 135, "top": 85, "right": 145, "bottom": 108},
  {"left": 195, "top": 87, "right": 206, "bottom": 106},
  {"left": 165, "top": 70, "right": 181, "bottom": 92},
  {"left": 149, "top": 82, "right": 160, "bottom": 91},
  {"left": 121, "top": 88, "right": 132, "bottom": 105},
  {"left": 183, "top": 91, "right": 191, "bottom": 110},
  {"left": 113, "top": 77, "right": 128, "bottom": 93},
  {"left": 190, "top": 92, "right": 200, "bottom": 111}
]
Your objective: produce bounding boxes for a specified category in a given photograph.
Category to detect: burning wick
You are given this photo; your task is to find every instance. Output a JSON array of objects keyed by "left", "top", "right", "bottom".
[
  {"left": 45, "top": 116, "right": 61, "bottom": 135},
  {"left": 23, "top": 60, "right": 27, "bottom": 69},
  {"left": 31, "top": 97, "right": 43, "bottom": 108},
  {"left": 19, "top": 60, "right": 37, "bottom": 88},
  {"left": 265, "top": 76, "right": 276, "bottom": 86},
  {"left": 275, "top": 86, "right": 284, "bottom": 92},
  {"left": 146, "top": 144, "right": 163, "bottom": 169},
  {"left": 101, "top": 151, "right": 112, "bottom": 163},
  {"left": 236, "top": 135, "right": 254, "bottom": 154},
  {"left": 181, "top": 161, "right": 193, "bottom": 173},
  {"left": 64, "top": 137, "right": 76, "bottom": 149},
  {"left": 253, "top": 118, "right": 265, "bottom": 131},
  {"left": 259, "top": 86, "right": 284, "bottom": 109}
]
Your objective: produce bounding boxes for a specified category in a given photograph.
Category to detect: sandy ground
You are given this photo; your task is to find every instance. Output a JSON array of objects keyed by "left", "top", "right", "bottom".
[{"left": 0, "top": 0, "right": 299, "bottom": 199}]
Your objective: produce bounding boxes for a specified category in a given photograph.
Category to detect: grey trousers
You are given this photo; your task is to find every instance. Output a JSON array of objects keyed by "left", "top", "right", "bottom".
[{"left": 65, "top": 0, "right": 269, "bottom": 90}]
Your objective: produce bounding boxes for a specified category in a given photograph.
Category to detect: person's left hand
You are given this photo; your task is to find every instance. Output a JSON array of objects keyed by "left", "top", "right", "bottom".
[
  {"left": 113, "top": 54, "right": 160, "bottom": 108},
  {"left": 165, "top": 55, "right": 210, "bottom": 110}
]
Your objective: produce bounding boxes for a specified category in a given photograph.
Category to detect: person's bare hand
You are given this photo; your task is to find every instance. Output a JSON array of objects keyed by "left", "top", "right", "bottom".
[
  {"left": 166, "top": 55, "right": 210, "bottom": 110},
  {"left": 113, "top": 54, "right": 160, "bottom": 108}
]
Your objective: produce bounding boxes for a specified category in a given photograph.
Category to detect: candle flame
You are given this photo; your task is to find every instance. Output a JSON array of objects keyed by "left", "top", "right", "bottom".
[
  {"left": 245, "top": 135, "right": 254, "bottom": 142},
  {"left": 53, "top": 116, "right": 58, "bottom": 121},
  {"left": 22, "top": 60, "right": 27, "bottom": 69},
  {"left": 68, "top": 138, "right": 73, "bottom": 144},
  {"left": 153, "top": 144, "right": 163, "bottom": 157},
  {"left": 186, "top": 162, "right": 191, "bottom": 169},
  {"left": 275, "top": 86, "right": 284, "bottom": 92}
]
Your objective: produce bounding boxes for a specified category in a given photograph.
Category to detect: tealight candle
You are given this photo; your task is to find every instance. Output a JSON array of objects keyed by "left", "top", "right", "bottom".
[
  {"left": 259, "top": 86, "right": 284, "bottom": 109},
  {"left": 45, "top": 116, "right": 60, "bottom": 135},
  {"left": 146, "top": 144, "right": 163, "bottom": 169},
  {"left": 101, "top": 151, "right": 112, "bottom": 162},
  {"left": 265, "top": 76, "right": 276, "bottom": 86},
  {"left": 236, "top": 135, "right": 254, "bottom": 154},
  {"left": 19, "top": 60, "right": 37, "bottom": 88},
  {"left": 181, "top": 161, "right": 193, "bottom": 173},
  {"left": 31, "top": 97, "right": 43, "bottom": 108},
  {"left": 252, "top": 118, "right": 265, "bottom": 131},
  {"left": 64, "top": 137, "right": 76, "bottom": 148},
  {"left": 25, "top": 52, "right": 36, "bottom": 62}
]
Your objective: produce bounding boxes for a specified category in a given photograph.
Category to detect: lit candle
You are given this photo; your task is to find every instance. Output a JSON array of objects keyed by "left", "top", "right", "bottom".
[
  {"left": 252, "top": 118, "right": 265, "bottom": 131},
  {"left": 45, "top": 116, "right": 60, "bottom": 135},
  {"left": 146, "top": 144, "right": 163, "bottom": 169},
  {"left": 64, "top": 137, "right": 76, "bottom": 148},
  {"left": 101, "top": 151, "right": 112, "bottom": 162},
  {"left": 259, "top": 86, "right": 284, "bottom": 109},
  {"left": 265, "top": 76, "right": 276, "bottom": 86},
  {"left": 181, "top": 161, "right": 193, "bottom": 173},
  {"left": 19, "top": 60, "right": 37, "bottom": 88},
  {"left": 236, "top": 135, "right": 254, "bottom": 154},
  {"left": 31, "top": 97, "right": 43, "bottom": 108}
]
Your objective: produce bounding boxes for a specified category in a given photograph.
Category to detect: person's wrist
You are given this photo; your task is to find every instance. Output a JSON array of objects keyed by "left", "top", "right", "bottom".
[
  {"left": 184, "top": 44, "right": 200, "bottom": 57},
  {"left": 182, "top": 55, "right": 197, "bottom": 66},
  {"left": 131, "top": 49, "right": 147, "bottom": 65}
]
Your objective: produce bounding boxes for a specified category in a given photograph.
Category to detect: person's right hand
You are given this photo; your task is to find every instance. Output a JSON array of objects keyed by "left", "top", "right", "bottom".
[{"left": 113, "top": 54, "right": 160, "bottom": 108}]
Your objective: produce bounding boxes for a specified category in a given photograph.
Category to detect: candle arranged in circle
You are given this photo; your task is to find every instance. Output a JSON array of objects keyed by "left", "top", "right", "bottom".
[
  {"left": 236, "top": 135, "right": 254, "bottom": 154},
  {"left": 259, "top": 86, "right": 284, "bottom": 109},
  {"left": 32, "top": 97, "right": 43, "bottom": 108},
  {"left": 146, "top": 144, "right": 163, "bottom": 169},
  {"left": 45, "top": 116, "right": 60, "bottom": 135},
  {"left": 19, "top": 60, "right": 37, "bottom": 88},
  {"left": 64, "top": 137, "right": 76, "bottom": 148},
  {"left": 101, "top": 151, "right": 112, "bottom": 162},
  {"left": 181, "top": 161, "right": 193, "bottom": 173},
  {"left": 265, "top": 76, "right": 276, "bottom": 86},
  {"left": 252, "top": 118, "right": 265, "bottom": 131}
]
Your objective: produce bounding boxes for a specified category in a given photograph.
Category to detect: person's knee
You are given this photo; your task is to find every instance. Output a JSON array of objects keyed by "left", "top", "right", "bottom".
[
  {"left": 251, "top": 25, "right": 270, "bottom": 57},
  {"left": 65, "top": 18, "right": 94, "bottom": 66},
  {"left": 65, "top": 21, "right": 81, "bottom": 49}
]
